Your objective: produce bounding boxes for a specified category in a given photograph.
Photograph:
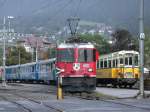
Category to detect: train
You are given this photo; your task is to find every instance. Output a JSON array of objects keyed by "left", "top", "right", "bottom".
[
  {"left": 0, "top": 41, "right": 99, "bottom": 92},
  {"left": 56, "top": 42, "right": 99, "bottom": 92},
  {"left": 96, "top": 50, "right": 140, "bottom": 88},
  {"left": 0, "top": 59, "right": 56, "bottom": 83},
  {"left": 0, "top": 49, "right": 143, "bottom": 90}
]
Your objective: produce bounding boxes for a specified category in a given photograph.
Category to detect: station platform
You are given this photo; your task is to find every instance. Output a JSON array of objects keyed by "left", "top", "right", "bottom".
[{"left": 96, "top": 87, "right": 150, "bottom": 99}]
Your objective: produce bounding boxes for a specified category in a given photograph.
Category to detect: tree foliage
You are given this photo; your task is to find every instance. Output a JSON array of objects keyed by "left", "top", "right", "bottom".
[
  {"left": 144, "top": 28, "right": 150, "bottom": 68},
  {"left": 0, "top": 47, "right": 2, "bottom": 66},
  {"left": 48, "top": 48, "right": 56, "bottom": 58},
  {"left": 79, "top": 34, "right": 111, "bottom": 54},
  {"left": 111, "top": 29, "right": 138, "bottom": 52},
  {"left": 6, "top": 46, "right": 32, "bottom": 66}
]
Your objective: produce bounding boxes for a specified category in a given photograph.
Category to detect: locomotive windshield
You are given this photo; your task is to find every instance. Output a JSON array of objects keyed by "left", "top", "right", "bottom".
[
  {"left": 78, "top": 49, "right": 96, "bottom": 62},
  {"left": 57, "top": 49, "right": 74, "bottom": 62}
]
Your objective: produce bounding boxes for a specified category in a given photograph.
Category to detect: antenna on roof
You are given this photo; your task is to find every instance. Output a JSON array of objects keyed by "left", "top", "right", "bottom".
[
  {"left": 66, "top": 17, "right": 84, "bottom": 43},
  {"left": 67, "top": 17, "right": 80, "bottom": 38}
]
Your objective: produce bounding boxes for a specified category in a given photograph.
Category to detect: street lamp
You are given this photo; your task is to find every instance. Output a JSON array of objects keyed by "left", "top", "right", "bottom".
[
  {"left": 7, "top": 16, "right": 14, "bottom": 33},
  {"left": 36, "top": 40, "right": 39, "bottom": 62},
  {"left": 2, "top": 16, "right": 14, "bottom": 87},
  {"left": 2, "top": 16, "right": 7, "bottom": 87}
]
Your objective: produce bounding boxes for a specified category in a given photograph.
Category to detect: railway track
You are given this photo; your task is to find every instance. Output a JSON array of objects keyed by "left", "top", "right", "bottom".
[
  {"left": 0, "top": 96, "right": 33, "bottom": 112},
  {"left": 13, "top": 93, "right": 64, "bottom": 112},
  {"left": 1, "top": 83, "right": 150, "bottom": 112},
  {"left": 0, "top": 89, "right": 64, "bottom": 112}
]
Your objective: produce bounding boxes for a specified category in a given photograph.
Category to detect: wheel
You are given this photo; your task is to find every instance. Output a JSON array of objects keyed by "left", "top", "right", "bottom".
[
  {"left": 128, "top": 84, "right": 133, "bottom": 88},
  {"left": 123, "top": 84, "right": 127, "bottom": 88},
  {"left": 118, "top": 84, "right": 123, "bottom": 88},
  {"left": 112, "top": 84, "right": 117, "bottom": 88}
]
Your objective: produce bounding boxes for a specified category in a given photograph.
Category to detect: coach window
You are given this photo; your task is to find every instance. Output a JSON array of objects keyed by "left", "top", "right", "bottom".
[
  {"left": 100, "top": 60, "right": 103, "bottom": 68},
  {"left": 57, "top": 49, "right": 74, "bottom": 62}
]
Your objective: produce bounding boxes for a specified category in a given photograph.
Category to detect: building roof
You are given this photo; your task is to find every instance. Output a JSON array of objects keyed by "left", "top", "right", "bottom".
[{"left": 18, "top": 36, "right": 52, "bottom": 48}]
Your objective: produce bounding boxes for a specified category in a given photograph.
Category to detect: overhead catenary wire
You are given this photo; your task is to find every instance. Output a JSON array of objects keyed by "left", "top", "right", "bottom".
[
  {"left": 47, "top": 0, "right": 73, "bottom": 21},
  {"left": 0, "top": 0, "right": 7, "bottom": 9},
  {"left": 15, "top": 0, "right": 65, "bottom": 23},
  {"left": 31, "top": 0, "right": 65, "bottom": 15},
  {"left": 73, "top": 0, "right": 82, "bottom": 17}
]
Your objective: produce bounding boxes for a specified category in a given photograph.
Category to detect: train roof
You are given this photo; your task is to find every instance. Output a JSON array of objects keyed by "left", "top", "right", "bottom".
[
  {"left": 112, "top": 50, "right": 139, "bottom": 55},
  {"left": 99, "top": 50, "right": 139, "bottom": 60},
  {"left": 0, "top": 58, "right": 56, "bottom": 69},
  {"left": 57, "top": 42, "right": 95, "bottom": 48}
]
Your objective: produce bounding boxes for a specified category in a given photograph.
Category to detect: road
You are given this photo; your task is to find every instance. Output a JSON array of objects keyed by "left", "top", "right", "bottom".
[{"left": 0, "top": 83, "right": 149, "bottom": 112}]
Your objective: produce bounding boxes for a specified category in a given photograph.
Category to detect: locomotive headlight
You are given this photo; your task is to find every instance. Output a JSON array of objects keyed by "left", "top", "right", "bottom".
[
  {"left": 88, "top": 68, "right": 93, "bottom": 72},
  {"left": 61, "top": 69, "right": 65, "bottom": 72}
]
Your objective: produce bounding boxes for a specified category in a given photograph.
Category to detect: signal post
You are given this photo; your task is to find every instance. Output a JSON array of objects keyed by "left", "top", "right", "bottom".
[
  {"left": 57, "top": 76, "right": 63, "bottom": 100},
  {"left": 55, "top": 68, "right": 63, "bottom": 100}
]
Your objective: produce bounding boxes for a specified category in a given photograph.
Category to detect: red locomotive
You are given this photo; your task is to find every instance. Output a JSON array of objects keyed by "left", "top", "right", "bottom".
[{"left": 56, "top": 42, "right": 99, "bottom": 92}]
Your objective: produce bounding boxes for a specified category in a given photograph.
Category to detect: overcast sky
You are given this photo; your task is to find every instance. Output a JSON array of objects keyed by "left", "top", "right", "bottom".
[{"left": 0, "top": 0, "right": 149, "bottom": 33}]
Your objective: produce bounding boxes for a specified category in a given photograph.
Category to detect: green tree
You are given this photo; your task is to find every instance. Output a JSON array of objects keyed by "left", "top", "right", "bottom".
[
  {"left": 48, "top": 48, "right": 56, "bottom": 58},
  {"left": 111, "top": 29, "right": 138, "bottom": 52},
  {"left": 0, "top": 47, "right": 2, "bottom": 66},
  {"left": 6, "top": 46, "right": 32, "bottom": 66},
  {"left": 79, "top": 34, "right": 111, "bottom": 54},
  {"left": 144, "top": 28, "right": 150, "bottom": 68}
]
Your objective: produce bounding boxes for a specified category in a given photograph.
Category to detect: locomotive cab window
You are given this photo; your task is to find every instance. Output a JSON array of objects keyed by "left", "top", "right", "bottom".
[
  {"left": 57, "top": 49, "right": 74, "bottom": 62},
  {"left": 78, "top": 49, "right": 96, "bottom": 62}
]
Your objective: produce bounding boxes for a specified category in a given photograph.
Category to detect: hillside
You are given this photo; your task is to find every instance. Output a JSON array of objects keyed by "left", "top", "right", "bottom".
[{"left": 0, "top": 0, "right": 149, "bottom": 34}]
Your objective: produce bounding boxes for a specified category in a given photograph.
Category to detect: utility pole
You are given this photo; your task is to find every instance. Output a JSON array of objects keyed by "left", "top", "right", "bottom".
[
  {"left": 36, "top": 40, "right": 38, "bottom": 62},
  {"left": 139, "top": 0, "right": 145, "bottom": 98},
  {"left": 35, "top": 40, "right": 39, "bottom": 80},
  {"left": 18, "top": 47, "right": 21, "bottom": 65},
  {"left": 7, "top": 16, "right": 14, "bottom": 32},
  {"left": 2, "top": 16, "right": 7, "bottom": 87}
]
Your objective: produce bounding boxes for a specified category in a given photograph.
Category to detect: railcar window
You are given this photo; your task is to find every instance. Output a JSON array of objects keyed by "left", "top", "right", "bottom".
[
  {"left": 108, "top": 60, "right": 111, "bottom": 68},
  {"left": 97, "top": 60, "right": 100, "bottom": 68},
  {"left": 104, "top": 60, "right": 107, "bottom": 68},
  {"left": 125, "top": 57, "right": 128, "bottom": 65},
  {"left": 116, "top": 59, "right": 118, "bottom": 67},
  {"left": 135, "top": 55, "right": 138, "bottom": 66},
  {"left": 113, "top": 60, "right": 115, "bottom": 67},
  {"left": 57, "top": 49, "right": 74, "bottom": 62},
  {"left": 100, "top": 61, "right": 103, "bottom": 68},
  {"left": 120, "top": 58, "right": 123, "bottom": 64},
  {"left": 51, "top": 63, "right": 53, "bottom": 70},
  {"left": 78, "top": 49, "right": 95, "bottom": 62},
  {"left": 129, "top": 57, "right": 132, "bottom": 65}
]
